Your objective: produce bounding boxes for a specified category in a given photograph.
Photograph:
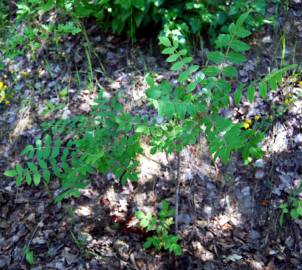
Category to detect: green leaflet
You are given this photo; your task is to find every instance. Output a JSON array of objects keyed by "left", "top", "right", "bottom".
[
  {"left": 203, "top": 66, "right": 220, "bottom": 77},
  {"left": 228, "top": 23, "right": 251, "bottom": 38},
  {"left": 227, "top": 52, "right": 247, "bottom": 64},
  {"left": 4, "top": 170, "right": 17, "bottom": 177},
  {"left": 27, "top": 162, "right": 40, "bottom": 186},
  {"left": 234, "top": 84, "right": 243, "bottom": 105},
  {"left": 230, "top": 39, "right": 250, "bottom": 52},
  {"left": 159, "top": 36, "right": 171, "bottom": 47},
  {"left": 16, "top": 164, "right": 23, "bottom": 186},
  {"left": 24, "top": 169, "right": 32, "bottom": 185},
  {"left": 171, "top": 61, "right": 184, "bottom": 71},
  {"left": 162, "top": 47, "right": 176, "bottom": 55},
  {"left": 207, "top": 51, "right": 224, "bottom": 64},
  {"left": 259, "top": 81, "right": 267, "bottom": 98},
  {"left": 247, "top": 85, "right": 256, "bottom": 103},
  {"left": 222, "top": 66, "right": 237, "bottom": 78}
]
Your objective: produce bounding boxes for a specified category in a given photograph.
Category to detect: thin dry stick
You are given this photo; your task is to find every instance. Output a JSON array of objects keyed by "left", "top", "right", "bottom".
[
  {"left": 175, "top": 151, "right": 181, "bottom": 233},
  {"left": 21, "top": 216, "right": 46, "bottom": 263}
]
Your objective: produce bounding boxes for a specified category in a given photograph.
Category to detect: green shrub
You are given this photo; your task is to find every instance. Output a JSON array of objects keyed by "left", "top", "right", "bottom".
[
  {"left": 5, "top": 12, "right": 295, "bottom": 201},
  {"left": 7, "top": 0, "right": 268, "bottom": 46},
  {"left": 136, "top": 200, "right": 181, "bottom": 255},
  {"left": 5, "top": 94, "right": 143, "bottom": 202},
  {"left": 279, "top": 182, "right": 302, "bottom": 226},
  {"left": 4, "top": 9, "right": 296, "bottom": 256}
]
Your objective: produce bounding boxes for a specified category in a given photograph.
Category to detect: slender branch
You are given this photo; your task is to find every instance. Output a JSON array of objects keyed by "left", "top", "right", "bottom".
[
  {"left": 140, "top": 152, "right": 170, "bottom": 170},
  {"left": 21, "top": 216, "right": 46, "bottom": 263},
  {"left": 175, "top": 151, "right": 181, "bottom": 233}
]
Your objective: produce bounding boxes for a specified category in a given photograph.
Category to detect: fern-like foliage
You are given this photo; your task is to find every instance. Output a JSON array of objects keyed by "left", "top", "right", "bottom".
[
  {"left": 144, "top": 12, "right": 296, "bottom": 164},
  {"left": 5, "top": 94, "right": 143, "bottom": 203},
  {"left": 4, "top": 12, "right": 296, "bottom": 203}
]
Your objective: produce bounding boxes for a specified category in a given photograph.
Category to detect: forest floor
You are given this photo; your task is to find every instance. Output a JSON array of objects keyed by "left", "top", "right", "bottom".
[{"left": 1, "top": 4, "right": 302, "bottom": 270}]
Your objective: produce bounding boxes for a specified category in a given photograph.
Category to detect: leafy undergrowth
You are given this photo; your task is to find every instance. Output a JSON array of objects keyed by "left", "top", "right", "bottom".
[{"left": 1, "top": 2, "right": 302, "bottom": 270}]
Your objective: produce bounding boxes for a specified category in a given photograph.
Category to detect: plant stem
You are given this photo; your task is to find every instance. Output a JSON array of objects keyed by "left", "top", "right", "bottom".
[
  {"left": 175, "top": 151, "right": 181, "bottom": 233},
  {"left": 21, "top": 216, "right": 46, "bottom": 263}
]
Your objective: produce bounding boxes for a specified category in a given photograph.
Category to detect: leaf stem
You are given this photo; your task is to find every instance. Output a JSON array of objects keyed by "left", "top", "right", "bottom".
[{"left": 175, "top": 151, "right": 181, "bottom": 233}]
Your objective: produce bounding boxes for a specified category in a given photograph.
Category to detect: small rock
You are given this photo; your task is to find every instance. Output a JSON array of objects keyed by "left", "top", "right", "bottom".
[
  {"left": 50, "top": 98, "right": 60, "bottom": 104},
  {"left": 0, "top": 255, "right": 10, "bottom": 268},
  {"left": 255, "top": 169, "right": 265, "bottom": 179},
  {"left": 218, "top": 215, "right": 230, "bottom": 226},
  {"left": 226, "top": 254, "right": 242, "bottom": 262},
  {"left": 79, "top": 103, "right": 90, "bottom": 113},
  {"left": 32, "top": 237, "right": 46, "bottom": 245},
  {"left": 113, "top": 240, "right": 130, "bottom": 261},
  {"left": 272, "top": 124, "right": 288, "bottom": 153},
  {"left": 206, "top": 182, "right": 217, "bottom": 191},
  {"left": 285, "top": 236, "right": 294, "bottom": 249},
  {"left": 203, "top": 205, "right": 213, "bottom": 217},
  {"left": 294, "top": 134, "right": 302, "bottom": 145},
  {"left": 279, "top": 174, "right": 292, "bottom": 188},
  {"left": 61, "top": 108, "right": 71, "bottom": 120},
  {"left": 27, "top": 213, "right": 36, "bottom": 222},
  {"left": 249, "top": 259, "right": 264, "bottom": 270},
  {"left": 254, "top": 159, "right": 265, "bottom": 168},
  {"left": 62, "top": 249, "right": 77, "bottom": 265},
  {"left": 192, "top": 241, "right": 214, "bottom": 261},
  {"left": 177, "top": 213, "right": 193, "bottom": 225},
  {"left": 262, "top": 36, "right": 272, "bottom": 44},
  {"left": 79, "top": 232, "right": 93, "bottom": 243},
  {"left": 249, "top": 230, "right": 261, "bottom": 240},
  {"left": 55, "top": 261, "right": 65, "bottom": 270}
]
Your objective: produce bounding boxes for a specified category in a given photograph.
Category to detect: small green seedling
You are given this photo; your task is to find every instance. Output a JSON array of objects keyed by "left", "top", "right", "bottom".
[
  {"left": 23, "top": 246, "right": 34, "bottom": 265},
  {"left": 136, "top": 200, "right": 182, "bottom": 256}
]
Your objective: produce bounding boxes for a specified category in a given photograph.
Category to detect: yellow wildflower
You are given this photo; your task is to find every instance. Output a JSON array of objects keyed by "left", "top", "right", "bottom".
[
  {"left": 254, "top": 115, "right": 261, "bottom": 121},
  {"left": 0, "top": 81, "right": 9, "bottom": 104},
  {"left": 243, "top": 118, "right": 252, "bottom": 129},
  {"left": 299, "top": 81, "right": 302, "bottom": 88},
  {"left": 20, "top": 71, "right": 30, "bottom": 78}
]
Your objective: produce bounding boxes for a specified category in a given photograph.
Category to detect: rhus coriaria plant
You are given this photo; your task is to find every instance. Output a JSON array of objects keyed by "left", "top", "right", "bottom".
[
  {"left": 5, "top": 12, "right": 295, "bottom": 203},
  {"left": 144, "top": 12, "right": 296, "bottom": 164},
  {"left": 4, "top": 10, "right": 296, "bottom": 258}
]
